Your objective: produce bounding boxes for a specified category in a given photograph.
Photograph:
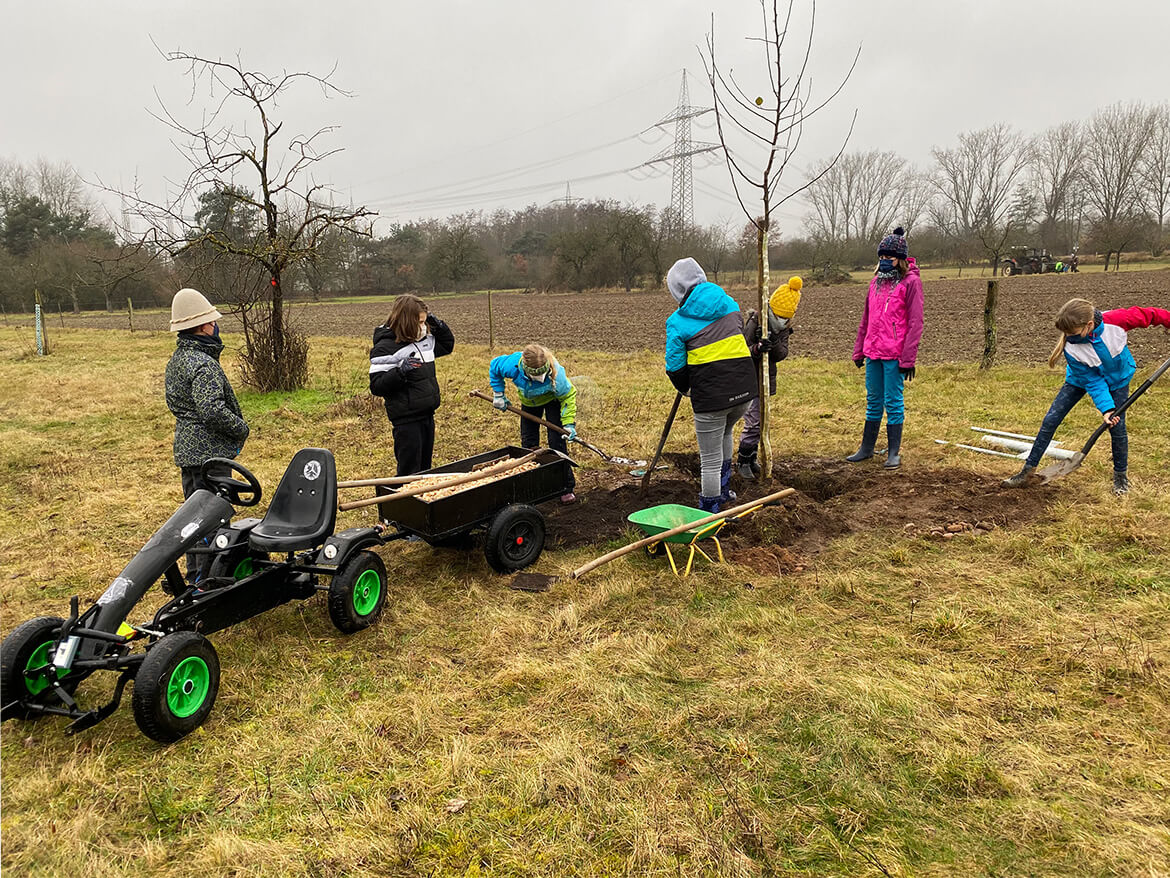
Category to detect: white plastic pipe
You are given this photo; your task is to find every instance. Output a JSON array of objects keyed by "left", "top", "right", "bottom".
[{"left": 981, "top": 435, "right": 1075, "bottom": 460}]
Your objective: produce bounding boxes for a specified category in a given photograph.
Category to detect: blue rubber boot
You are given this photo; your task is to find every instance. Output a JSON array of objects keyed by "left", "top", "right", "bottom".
[
  {"left": 884, "top": 422, "right": 904, "bottom": 469},
  {"left": 719, "top": 459, "right": 737, "bottom": 504},
  {"left": 698, "top": 494, "right": 721, "bottom": 513},
  {"left": 846, "top": 420, "right": 881, "bottom": 462}
]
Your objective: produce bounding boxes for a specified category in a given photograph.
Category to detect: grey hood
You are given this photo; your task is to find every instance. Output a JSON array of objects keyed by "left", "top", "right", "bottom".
[{"left": 667, "top": 257, "right": 707, "bottom": 304}]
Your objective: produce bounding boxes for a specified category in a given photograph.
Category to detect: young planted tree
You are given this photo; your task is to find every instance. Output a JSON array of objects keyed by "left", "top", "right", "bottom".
[
  {"left": 702, "top": 0, "right": 858, "bottom": 480},
  {"left": 115, "top": 51, "right": 374, "bottom": 391}
]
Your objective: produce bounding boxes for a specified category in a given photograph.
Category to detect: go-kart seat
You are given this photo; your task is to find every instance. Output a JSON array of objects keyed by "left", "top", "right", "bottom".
[{"left": 248, "top": 448, "right": 338, "bottom": 553}]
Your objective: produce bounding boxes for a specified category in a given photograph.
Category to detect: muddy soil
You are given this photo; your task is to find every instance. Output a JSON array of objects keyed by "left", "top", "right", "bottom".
[
  {"left": 545, "top": 452, "right": 1057, "bottom": 572},
  {"left": 48, "top": 269, "right": 1170, "bottom": 364}
]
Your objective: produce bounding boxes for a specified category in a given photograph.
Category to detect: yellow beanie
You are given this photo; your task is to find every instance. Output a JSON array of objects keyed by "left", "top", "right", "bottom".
[{"left": 769, "top": 275, "right": 803, "bottom": 319}]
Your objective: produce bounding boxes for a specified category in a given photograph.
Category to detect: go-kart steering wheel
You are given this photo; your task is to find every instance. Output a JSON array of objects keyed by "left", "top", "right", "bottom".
[{"left": 200, "top": 458, "right": 262, "bottom": 507}]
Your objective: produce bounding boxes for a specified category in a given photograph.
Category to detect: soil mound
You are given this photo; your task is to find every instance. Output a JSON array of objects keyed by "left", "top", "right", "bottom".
[{"left": 546, "top": 453, "right": 1056, "bottom": 563}]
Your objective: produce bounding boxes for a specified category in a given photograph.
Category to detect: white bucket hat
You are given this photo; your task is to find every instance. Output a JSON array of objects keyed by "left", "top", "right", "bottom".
[{"left": 170, "top": 288, "right": 223, "bottom": 332}]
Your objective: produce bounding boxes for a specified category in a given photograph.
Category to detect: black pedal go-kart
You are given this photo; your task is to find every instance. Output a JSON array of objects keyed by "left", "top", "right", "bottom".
[{"left": 1, "top": 448, "right": 387, "bottom": 743}]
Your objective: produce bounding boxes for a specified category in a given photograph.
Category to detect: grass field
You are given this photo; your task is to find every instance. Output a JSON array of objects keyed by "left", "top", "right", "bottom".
[{"left": 1, "top": 326, "right": 1169, "bottom": 876}]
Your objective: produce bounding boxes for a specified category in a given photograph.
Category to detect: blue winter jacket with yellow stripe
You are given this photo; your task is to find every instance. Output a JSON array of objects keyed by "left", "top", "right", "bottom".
[{"left": 665, "top": 281, "right": 759, "bottom": 413}]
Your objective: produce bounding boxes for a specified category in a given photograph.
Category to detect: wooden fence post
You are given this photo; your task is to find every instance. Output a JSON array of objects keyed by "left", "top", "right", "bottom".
[
  {"left": 127, "top": 297, "right": 134, "bottom": 332},
  {"left": 487, "top": 289, "right": 494, "bottom": 351},
  {"left": 980, "top": 279, "right": 998, "bottom": 371}
]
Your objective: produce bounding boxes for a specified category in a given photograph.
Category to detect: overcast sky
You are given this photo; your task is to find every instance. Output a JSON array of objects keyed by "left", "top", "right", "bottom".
[{"left": 4, "top": 0, "right": 1169, "bottom": 236}]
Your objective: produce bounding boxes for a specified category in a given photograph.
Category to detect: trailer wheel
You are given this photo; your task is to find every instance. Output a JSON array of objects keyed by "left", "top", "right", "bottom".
[
  {"left": 132, "top": 632, "right": 219, "bottom": 743},
  {"left": 328, "top": 551, "right": 388, "bottom": 634},
  {"left": 484, "top": 504, "right": 546, "bottom": 573},
  {"left": 1, "top": 616, "right": 70, "bottom": 718}
]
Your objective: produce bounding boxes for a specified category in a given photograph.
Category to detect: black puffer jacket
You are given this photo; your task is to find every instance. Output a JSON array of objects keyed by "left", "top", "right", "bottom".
[
  {"left": 368, "top": 315, "right": 455, "bottom": 423},
  {"left": 742, "top": 309, "right": 793, "bottom": 396}
]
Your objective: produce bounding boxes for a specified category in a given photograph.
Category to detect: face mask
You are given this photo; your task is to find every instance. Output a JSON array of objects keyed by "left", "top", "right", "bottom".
[
  {"left": 522, "top": 365, "right": 549, "bottom": 382},
  {"left": 211, "top": 322, "right": 221, "bottom": 339},
  {"left": 878, "top": 258, "right": 896, "bottom": 273}
]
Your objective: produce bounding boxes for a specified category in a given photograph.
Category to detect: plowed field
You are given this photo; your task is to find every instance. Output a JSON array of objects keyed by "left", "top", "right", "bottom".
[{"left": 50, "top": 268, "right": 1170, "bottom": 362}]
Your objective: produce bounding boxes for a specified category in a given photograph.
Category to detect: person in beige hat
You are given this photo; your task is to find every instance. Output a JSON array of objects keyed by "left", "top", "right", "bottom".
[{"left": 164, "top": 289, "right": 250, "bottom": 583}]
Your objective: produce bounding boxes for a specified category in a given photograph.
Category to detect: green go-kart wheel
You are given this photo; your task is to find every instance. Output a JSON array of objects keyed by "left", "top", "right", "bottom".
[
  {"left": 132, "top": 631, "right": 220, "bottom": 743},
  {"left": 328, "top": 550, "right": 388, "bottom": 634},
  {"left": 0, "top": 616, "right": 72, "bottom": 718}
]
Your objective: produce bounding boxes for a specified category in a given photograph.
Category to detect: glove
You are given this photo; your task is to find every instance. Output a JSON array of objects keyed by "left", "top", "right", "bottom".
[
  {"left": 854, "top": 358, "right": 865, "bottom": 369},
  {"left": 900, "top": 366, "right": 915, "bottom": 382},
  {"left": 492, "top": 394, "right": 509, "bottom": 411},
  {"left": 564, "top": 423, "right": 578, "bottom": 441},
  {"left": 398, "top": 356, "right": 422, "bottom": 375}
]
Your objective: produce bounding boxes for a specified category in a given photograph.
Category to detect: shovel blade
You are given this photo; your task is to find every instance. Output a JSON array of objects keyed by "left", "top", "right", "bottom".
[{"left": 1037, "top": 452, "right": 1085, "bottom": 483}]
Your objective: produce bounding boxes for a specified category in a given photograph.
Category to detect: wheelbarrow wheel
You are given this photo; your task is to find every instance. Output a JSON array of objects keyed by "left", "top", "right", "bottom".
[
  {"left": 328, "top": 550, "right": 388, "bottom": 634},
  {"left": 1, "top": 616, "right": 74, "bottom": 718},
  {"left": 132, "top": 631, "right": 219, "bottom": 743},
  {"left": 645, "top": 541, "right": 665, "bottom": 557},
  {"left": 484, "top": 504, "right": 545, "bottom": 574}
]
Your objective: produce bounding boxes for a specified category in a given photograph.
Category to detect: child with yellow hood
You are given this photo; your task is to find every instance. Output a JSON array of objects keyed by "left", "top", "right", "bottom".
[{"left": 736, "top": 276, "right": 801, "bottom": 479}]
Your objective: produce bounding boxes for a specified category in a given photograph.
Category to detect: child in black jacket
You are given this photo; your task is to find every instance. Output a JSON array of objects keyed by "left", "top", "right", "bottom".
[
  {"left": 736, "top": 276, "right": 799, "bottom": 479},
  {"left": 369, "top": 295, "right": 455, "bottom": 476}
]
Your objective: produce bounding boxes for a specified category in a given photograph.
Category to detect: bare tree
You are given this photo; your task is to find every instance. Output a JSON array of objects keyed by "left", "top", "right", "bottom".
[
  {"left": 112, "top": 50, "right": 374, "bottom": 391},
  {"left": 805, "top": 150, "right": 917, "bottom": 266},
  {"left": 702, "top": 0, "right": 858, "bottom": 480},
  {"left": 1082, "top": 102, "right": 1154, "bottom": 270},
  {"left": 931, "top": 124, "right": 1033, "bottom": 274},
  {"left": 1141, "top": 102, "right": 1170, "bottom": 257},
  {"left": 1031, "top": 121, "right": 1085, "bottom": 253}
]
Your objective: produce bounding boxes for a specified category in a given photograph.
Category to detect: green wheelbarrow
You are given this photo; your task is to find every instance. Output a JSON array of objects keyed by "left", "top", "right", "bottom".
[{"left": 626, "top": 503, "right": 763, "bottom": 577}]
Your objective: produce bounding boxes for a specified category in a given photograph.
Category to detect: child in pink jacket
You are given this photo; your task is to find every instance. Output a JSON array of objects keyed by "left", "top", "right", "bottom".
[{"left": 846, "top": 227, "right": 925, "bottom": 469}]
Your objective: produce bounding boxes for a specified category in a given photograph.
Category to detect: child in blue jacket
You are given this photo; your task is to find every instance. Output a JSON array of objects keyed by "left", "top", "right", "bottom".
[
  {"left": 1003, "top": 297, "right": 1170, "bottom": 494},
  {"left": 489, "top": 344, "right": 577, "bottom": 502}
]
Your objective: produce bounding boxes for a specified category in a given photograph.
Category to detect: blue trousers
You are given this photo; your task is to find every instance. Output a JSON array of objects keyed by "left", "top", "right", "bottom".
[
  {"left": 1025, "top": 382, "right": 1129, "bottom": 472},
  {"left": 864, "top": 359, "right": 905, "bottom": 425}
]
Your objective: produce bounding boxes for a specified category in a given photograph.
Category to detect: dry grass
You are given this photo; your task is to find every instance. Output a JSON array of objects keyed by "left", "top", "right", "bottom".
[{"left": 1, "top": 327, "right": 1168, "bottom": 876}]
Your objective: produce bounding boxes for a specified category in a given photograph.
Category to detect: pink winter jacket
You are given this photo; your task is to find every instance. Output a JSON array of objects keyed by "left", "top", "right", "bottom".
[{"left": 852, "top": 257, "right": 925, "bottom": 367}]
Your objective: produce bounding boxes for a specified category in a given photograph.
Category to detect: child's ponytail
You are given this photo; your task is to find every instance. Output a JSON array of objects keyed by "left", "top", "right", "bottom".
[{"left": 1047, "top": 298, "right": 1096, "bottom": 369}]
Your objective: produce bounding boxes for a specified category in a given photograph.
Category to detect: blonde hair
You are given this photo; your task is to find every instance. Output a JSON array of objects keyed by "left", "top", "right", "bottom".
[
  {"left": 1047, "top": 298, "right": 1096, "bottom": 368},
  {"left": 521, "top": 343, "right": 557, "bottom": 383},
  {"left": 385, "top": 295, "right": 427, "bottom": 342}
]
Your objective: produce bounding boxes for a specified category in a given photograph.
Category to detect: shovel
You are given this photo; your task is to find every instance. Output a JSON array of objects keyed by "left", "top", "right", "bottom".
[
  {"left": 1037, "top": 353, "right": 1170, "bottom": 483},
  {"left": 469, "top": 390, "right": 646, "bottom": 466}
]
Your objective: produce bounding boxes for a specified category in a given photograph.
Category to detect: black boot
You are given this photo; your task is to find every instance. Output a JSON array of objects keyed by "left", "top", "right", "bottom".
[
  {"left": 846, "top": 420, "right": 881, "bottom": 462},
  {"left": 1113, "top": 470, "right": 1129, "bottom": 495},
  {"left": 1002, "top": 464, "right": 1036, "bottom": 488},
  {"left": 884, "top": 422, "right": 904, "bottom": 469},
  {"left": 736, "top": 445, "right": 759, "bottom": 481}
]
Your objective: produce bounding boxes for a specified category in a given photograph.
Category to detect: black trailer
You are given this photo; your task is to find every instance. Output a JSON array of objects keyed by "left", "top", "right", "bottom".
[{"left": 376, "top": 446, "right": 573, "bottom": 573}]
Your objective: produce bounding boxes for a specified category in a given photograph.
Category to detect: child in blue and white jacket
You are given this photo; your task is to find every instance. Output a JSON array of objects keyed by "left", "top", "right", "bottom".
[
  {"left": 1003, "top": 297, "right": 1170, "bottom": 494},
  {"left": 489, "top": 343, "right": 578, "bottom": 502}
]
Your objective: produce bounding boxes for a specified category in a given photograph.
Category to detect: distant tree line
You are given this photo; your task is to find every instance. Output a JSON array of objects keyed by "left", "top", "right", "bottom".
[
  {"left": 0, "top": 159, "right": 169, "bottom": 314},
  {"left": 4, "top": 101, "right": 1168, "bottom": 316},
  {"left": 800, "top": 101, "right": 1170, "bottom": 276}
]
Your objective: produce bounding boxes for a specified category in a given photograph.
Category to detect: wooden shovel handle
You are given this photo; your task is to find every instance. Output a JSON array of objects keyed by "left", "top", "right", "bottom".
[
  {"left": 338, "top": 450, "right": 541, "bottom": 512},
  {"left": 468, "top": 389, "right": 612, "bottom": 461},
  {"left": 641, "top": 391, "right": 684, "bottom": 497}
]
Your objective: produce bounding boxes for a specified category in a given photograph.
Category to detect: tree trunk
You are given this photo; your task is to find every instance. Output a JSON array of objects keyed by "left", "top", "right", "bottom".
[
  {"left": 756, "top": 224, "right": 772, "bottom": 481},
  {"left": 271, "top": 270, "right": 284, "bottom": 385},
  {"left": 980, "top": 280, "right": 998, "bottom": 371},
  {"left": 71, "top": 287, "right": 81, "bottom": 315}
]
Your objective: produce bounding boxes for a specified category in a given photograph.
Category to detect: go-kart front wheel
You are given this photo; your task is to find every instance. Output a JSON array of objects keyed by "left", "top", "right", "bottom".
[
  {"left": 328, "top": 550, "right": 388, "bottom": 634},
  {"left": 1, "top": 616, "right": 70, "bottom": 718},
  {"left": 132, "top": 632, "right": 219, "bottom": 743}
]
